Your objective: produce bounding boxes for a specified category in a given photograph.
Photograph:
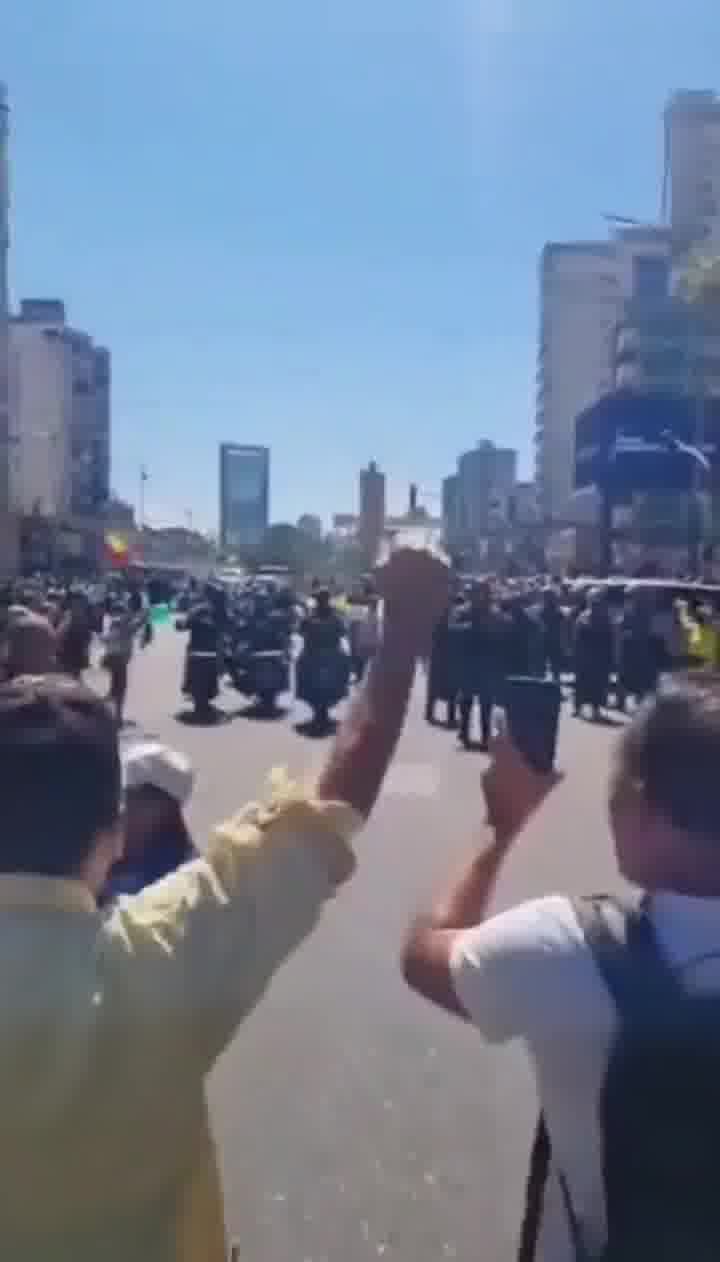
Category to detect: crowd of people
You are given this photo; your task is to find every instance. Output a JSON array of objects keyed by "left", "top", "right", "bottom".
[
  {"left": 0, "top": 576, "right": 152, "bottom": 723},
  {"left": 426, "top": 576, "right": 720, "bottom": 742},
  {"left": 2, "top": 554, "right": 720, "bottom": 1258}
]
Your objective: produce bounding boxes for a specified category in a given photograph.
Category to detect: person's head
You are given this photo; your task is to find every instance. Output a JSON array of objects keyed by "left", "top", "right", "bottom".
[
  {"left": 6, "top": 614, "right": 57, "bottom": 678},
  {"left": 610, "top": 674, "right": 720, "bottom": 893},
  {"left": 542, "top": 587, "right": 558, "bottom": 610},
  {"left": 0, "top": 676, "right": 122, "bottom": 891},
  {"left": 121, "top": 742, "right": 194, "bottom": 860},
  {"left": 315, "top": 587, "right": 331, "bottom": 614}
]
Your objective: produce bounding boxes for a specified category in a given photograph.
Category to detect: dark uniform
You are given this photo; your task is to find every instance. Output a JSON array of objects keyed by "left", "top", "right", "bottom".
[{"left": 456, "top": 591, "right": 507, "bottom": 750}]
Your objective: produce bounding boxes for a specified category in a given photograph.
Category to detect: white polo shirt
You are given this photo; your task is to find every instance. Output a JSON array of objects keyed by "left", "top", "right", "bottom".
[{"left": 450, "top": 891, "right": 720, "bottom": 1261}]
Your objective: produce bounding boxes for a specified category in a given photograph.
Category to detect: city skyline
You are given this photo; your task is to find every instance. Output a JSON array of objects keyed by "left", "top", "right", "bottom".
[{"left": 5, "top": 2, "right": 720, "bottom": 531}]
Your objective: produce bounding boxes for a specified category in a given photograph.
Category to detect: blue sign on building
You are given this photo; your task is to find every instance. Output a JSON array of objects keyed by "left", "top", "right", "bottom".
[{"left": 575, "top": 389, "right": 720, "bottom": 495}]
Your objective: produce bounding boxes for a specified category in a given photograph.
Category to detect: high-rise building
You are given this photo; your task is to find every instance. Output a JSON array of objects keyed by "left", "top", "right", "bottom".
[
  {"left": 614, "top": 289, "right": 720, "bottom": 401},
  {"left": 8, "top": 301, "right": 110, "bottom": 518},
  {"left": 219, "top": 444, "right": 270, "bottom": 554},
  {"left": 456, "top": 441, "right": 517, "bottom": 535},
  {"left": 0, "top": 84, "right": 10, "bottom": 515},
  {"left": 441, "top": 473, "right": 459, "bottom": 541},
  {"left": 358, "top": 460, "right": 385, "bottom": 562},
  {"left": 533, "top": 94, "right": 720, "bottom": 525},
  {"left": 664, "top": 90, "right": 720, "bottom": 249},
  {"left": 535, "top": 243, "right": 620, "bottom": 522},
  {"left": 536, "top": 226, "right": 673, "bottom": 522},
  {"left": 510, "top": 481, "right": 540, "bottom": 526}
]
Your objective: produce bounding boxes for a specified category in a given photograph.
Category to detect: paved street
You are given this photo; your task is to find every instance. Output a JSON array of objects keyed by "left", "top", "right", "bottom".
[{"left": 112, "top": 627, "right": 626, "bottom": 1262}]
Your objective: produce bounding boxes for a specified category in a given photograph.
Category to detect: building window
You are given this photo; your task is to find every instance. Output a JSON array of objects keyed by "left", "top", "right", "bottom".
[{"left": 632, "top": 255, "right": 670, "bottom": 302}]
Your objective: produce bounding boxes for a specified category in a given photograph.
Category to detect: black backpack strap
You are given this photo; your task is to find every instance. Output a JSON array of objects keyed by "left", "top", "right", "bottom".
[
  {"left": 517, "top": 1113, "right": 551, "bottom": 1262},
  {"left": 572, "top": 893, "right": 681, "bottom": 1020},
  {"left": 518, "top": 1115, "right": 590, "bottom": 1262},
  {"left": 517, "top": 895, "right": 679, "bottom": 1262}
]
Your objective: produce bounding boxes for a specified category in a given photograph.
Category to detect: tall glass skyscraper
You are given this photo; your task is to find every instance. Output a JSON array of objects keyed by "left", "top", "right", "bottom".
[{"left": 219, "top": 444, "right": 270, "bottom": 553}]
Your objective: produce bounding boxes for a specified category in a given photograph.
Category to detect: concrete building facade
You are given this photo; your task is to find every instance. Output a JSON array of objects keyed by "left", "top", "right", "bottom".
[
  {"left": 457, "top": 441, "right": 517, "bottom": 534},
  {"left": 0, "top": 85, "right": 9, "bottom": 513},
  {"left": 614, "top": 296, "right": 720, "bottom": 397},
  {"left": 664, "top": 90, "right": 720, "bottom": 250},
  {"left": 535, "top": 227, "right": 673, "bottom": 522},
  {"left": 441, "top": 473, "right": 459, "bottom": 542},
  {"left": 358, "top": 460, "right": 386, "bottom": 562},
  {"left": 8, "top": 301, "right": 110, "bottom": 519}
]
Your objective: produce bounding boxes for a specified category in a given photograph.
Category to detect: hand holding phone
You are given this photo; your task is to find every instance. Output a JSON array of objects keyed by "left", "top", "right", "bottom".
[
  {"left": 482, "top": 681, "right": 562, "bottom": 843},
  {"left": 503, "top": 676, "right": 562, "bottom": 774}
]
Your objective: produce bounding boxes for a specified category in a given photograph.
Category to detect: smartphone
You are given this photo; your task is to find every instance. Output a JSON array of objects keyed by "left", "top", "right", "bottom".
[{"left": 503, "top": 677, "right": 562, "bottom": 774}]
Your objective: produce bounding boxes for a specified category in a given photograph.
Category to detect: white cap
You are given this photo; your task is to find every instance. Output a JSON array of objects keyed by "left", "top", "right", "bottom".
[{"left": 122, "top": 741, "right": 195, "bottom": 805}]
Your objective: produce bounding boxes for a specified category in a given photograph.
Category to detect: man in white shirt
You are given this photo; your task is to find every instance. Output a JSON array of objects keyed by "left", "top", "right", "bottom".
[{"left": 402, "top": 673, "right": 720, "bottom": 1260}]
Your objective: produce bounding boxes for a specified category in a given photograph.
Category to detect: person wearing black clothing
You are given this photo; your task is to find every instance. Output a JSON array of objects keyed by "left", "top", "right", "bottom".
[
  {"left": 456, "top": 582, "right": 507, "bottom": 751},
  {"left": 182, "top": 595, "right": 221, "bottom": 702},
  {"left": 538, "top": 588, "right": 567, "bottom": 681},
  {"left": 57, "top": 593, "right": 93, "bottom": 679},
  {"left": 425, "top": 603, "right": 460, "bottom": 727},
  {"left": 300, "top": 589, "right": 345, "bottom": 655},
  {"left": 616, "top": 595, "right": 663, "bottom": 710},
  {"left": 127, "top": 586, "right": 145, "bottom": 616},
  {"left": 186, "top": 597, "right": 221, "bottom": 653},
  {"left": 247, "top": 592, "right": 292, "bottom": 653},
  {"left": 573, "top": 590, "right": 615, "bottom": 720},
  {"left": 297, "top": 588, "right": 348, "bottom": 701},
  {"left": 502, "top": 595, "right": 541, "bottom": 678}
]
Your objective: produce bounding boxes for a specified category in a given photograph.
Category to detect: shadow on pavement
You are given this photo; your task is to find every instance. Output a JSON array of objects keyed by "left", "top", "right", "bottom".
[
  {"left": 293, "top": 715, "right": 339, "bottom": 740},
  {"left": 572, "top": 712, "right": 626, "bottom": 728},
  {"left": 455, "top": 738, "right": 490, "bottom": 754},
  {"left": 174, "top": 704, "right": 228, "bottom": 727},
  {"left": 232, "top": 699, "right": 291, "bottom": 722}
]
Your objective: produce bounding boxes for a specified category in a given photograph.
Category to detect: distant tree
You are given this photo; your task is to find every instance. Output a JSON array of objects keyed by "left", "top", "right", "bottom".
[
  {"left": 329, "top": 538, "right": 374, "bottom": 587},
  {"left": 679, "top": 253, "right": 720, "bottom": 309},
  {"left": 257, "top": 523, "right": 301, "bottom": 569},
  {"left": 256, "top": 522, "right": 331, "bottom": 580}
]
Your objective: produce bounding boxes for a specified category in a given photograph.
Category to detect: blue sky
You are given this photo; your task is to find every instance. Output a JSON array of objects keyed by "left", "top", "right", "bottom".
[{"left": 4, "top": 1, "right": 720, "bottom": 529}]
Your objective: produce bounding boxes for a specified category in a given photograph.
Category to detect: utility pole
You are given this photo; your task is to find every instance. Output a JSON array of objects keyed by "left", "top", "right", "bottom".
[{"left": 139, "top": 465, "right": 148, "bottom": 531}]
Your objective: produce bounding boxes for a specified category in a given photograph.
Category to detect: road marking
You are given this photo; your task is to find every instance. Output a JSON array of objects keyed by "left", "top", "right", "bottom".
[{"left": 383, "top": 763, "right": 441, "bottom": 798}]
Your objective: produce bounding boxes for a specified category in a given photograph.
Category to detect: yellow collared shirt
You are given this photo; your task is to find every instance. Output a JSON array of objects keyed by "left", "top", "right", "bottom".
[{"left": 0, "top": 773, "right": 360, "bottom": 1262}]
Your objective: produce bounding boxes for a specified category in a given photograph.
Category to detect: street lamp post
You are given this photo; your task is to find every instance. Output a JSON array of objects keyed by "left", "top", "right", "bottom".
[{"left": 661, "top": 429, "right": 710, "bottom": 577}]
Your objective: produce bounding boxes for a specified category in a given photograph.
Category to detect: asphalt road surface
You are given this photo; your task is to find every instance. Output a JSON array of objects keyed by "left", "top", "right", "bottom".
[{"left": 107, "top": 627, "right": 627, "bottom": 1262}]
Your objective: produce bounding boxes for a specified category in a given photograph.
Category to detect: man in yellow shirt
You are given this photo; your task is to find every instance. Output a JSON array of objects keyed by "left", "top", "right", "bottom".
[{"left": 0, "top": 548, "right": 449, "bottom": 1262}]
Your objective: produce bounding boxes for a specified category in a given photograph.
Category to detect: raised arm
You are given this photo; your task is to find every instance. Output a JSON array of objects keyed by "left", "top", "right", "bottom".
[
  {"left": 111, "top": 548, "right": 450, "bottom": 1070},
  {"left": 316, "top": 549, "right": 450, "bottom": 818},
  {"left": 402, "top": 732, "right": 559, "bottom": 1018}
]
